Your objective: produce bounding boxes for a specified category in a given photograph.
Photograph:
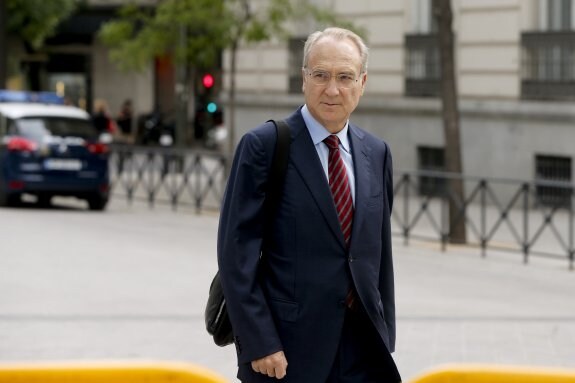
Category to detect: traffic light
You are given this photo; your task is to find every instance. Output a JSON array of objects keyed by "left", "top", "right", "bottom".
[
  {"left": 195, "top": 72, "right": 220, "bottom": 140},
  {"left": 206, "top": 102, "right": 217, "bottom": 113},
  {"left": 200, "top": 73, "right": 218, "bottom": 114},
  {"left": 202, "top": 74, "right": 214, "bottom": 89}
]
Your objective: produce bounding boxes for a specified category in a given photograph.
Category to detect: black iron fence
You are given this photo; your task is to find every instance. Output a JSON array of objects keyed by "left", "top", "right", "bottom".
[
  {"left": 108, "top": 148, "right": 574, "bottom": 269},
  {"left": 109, "top": 145, "right": 227, "bottom": 212},
  {"left": 394, "top": 170, "right": 574, "bottom": 270}
]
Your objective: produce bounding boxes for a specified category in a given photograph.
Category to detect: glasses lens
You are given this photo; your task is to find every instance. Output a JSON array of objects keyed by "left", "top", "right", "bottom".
[
  {"left": 308, "top": 70, "right": 357, "bottom": 88},
  {"left": 337, "top": 74, "right": 355, "bottom": 88},
  {"left": 310, "top": 70, "right": 329, "bottom": 85}
]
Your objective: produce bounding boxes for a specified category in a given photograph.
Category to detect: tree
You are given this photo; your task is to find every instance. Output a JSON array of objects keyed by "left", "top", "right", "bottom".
[
  {"left": 98, "top": 0, "right": 359, "bottom": 150},
  {"left": 99, "top": 0, "right": 231, "bottom": 147},
  {"left": 7, "top": 0, "right": 77, "bottom": 50},
  {"left": 3, "top": 0, "right": 78, "bottom": 89},
  {"left": 432, "top": 0, "right": 466, "bottom": 244},
  {"left": 98, "top": 1, "right": 228, "bottom": 73}
]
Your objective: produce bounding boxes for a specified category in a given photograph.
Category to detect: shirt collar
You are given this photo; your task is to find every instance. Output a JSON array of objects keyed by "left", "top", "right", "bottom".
[{"left": 301, "top": 104, "right": 351, "bottom": 153}]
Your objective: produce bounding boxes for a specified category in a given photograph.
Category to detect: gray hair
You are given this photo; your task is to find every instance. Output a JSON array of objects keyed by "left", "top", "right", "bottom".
[{"left": 302, "top": 27, "right": 369, "bottom": 73}]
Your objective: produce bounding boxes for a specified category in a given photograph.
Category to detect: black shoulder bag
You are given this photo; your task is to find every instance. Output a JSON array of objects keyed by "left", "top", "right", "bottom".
[{"left": 205, "top": 119, "right": 291, "bottom": 347}]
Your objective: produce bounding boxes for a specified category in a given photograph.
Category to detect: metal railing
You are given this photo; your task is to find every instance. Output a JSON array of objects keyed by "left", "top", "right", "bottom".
[
  {"left": 394, "top": 170, "right": 575, "bottom": 269},
  {"left": 109, "top": 145, "right": 227, "bottom": 212},
  {"left": 108, "top": 148, "right": 575, "bottom": 269}
]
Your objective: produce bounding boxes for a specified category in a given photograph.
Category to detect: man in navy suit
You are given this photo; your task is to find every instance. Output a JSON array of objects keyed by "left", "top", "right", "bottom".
[{"left": 218, "top": 27, "right": 401, "bottom": 382}]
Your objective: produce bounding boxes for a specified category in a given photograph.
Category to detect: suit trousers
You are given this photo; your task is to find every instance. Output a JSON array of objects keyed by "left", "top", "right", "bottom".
[{"left": 325, "top": 306, "right": 401, "bottom": 383}]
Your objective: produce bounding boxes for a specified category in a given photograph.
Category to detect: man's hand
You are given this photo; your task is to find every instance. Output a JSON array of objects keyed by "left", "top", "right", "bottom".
[{"left": 251, "top": 351, "right": 288, "bottom": 379}]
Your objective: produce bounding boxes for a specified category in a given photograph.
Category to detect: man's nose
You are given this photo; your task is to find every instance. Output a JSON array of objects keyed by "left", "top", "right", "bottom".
[{"left": 325, "top": 77, "right": 340, "bottom": 95}]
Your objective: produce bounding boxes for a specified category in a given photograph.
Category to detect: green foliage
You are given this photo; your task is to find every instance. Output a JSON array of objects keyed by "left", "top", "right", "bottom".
[
  {"left": 98, "top": 0, "right": 363, "bottom": 72},
  {"left": 303, "top": 4, "right": 367, "bottom": 41},
  {"left": 262, "top": 0, "right": 364, "bottom": 41},
  {"left": 6, "top": 0, "right": 79, "bottom": 50},
  {"left": 231, "top": 0, "right": 365, "bottom": 44},
  {"left": 99, "top": 0, "right": 232, "bottom": 72}
]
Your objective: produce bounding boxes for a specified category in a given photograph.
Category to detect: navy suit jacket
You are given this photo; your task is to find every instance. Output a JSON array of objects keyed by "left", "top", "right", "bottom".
[{"left": 217, "top": 108, "right": 396, "bottom": 383}]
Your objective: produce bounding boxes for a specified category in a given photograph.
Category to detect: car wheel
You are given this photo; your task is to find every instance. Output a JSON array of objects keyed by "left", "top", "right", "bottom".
[
  {"left": 87, "top": 194, "right": 108, "bottom": 211},
  {"left": 37, "top": 195, "right": 52, "bottom": 207},
  {"left": 0, "top": 187, "right": 6, "bottom": 207},
  {"left": 0, "top": 189, "right": 20, "bottom": 207}
]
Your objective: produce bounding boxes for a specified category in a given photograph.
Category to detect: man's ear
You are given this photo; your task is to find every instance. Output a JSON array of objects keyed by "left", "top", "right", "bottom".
[
  {"left": 360, "top": 72, "right": 368, "bottom": 95},
  {"left": 301, "top": 68, "right": 306, "bottom": 93}
]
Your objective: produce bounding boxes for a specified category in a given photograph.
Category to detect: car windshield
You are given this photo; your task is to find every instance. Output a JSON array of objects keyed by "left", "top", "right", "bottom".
[{"left": 14, "top": 117, "right": 99, "bottom": 143}]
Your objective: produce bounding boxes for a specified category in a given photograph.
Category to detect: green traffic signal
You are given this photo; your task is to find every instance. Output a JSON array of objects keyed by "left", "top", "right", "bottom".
[{"left": 207, "top": 102, "right": 217, "bottom": 113}]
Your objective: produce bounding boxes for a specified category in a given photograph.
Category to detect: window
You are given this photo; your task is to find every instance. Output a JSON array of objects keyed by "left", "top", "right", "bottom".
[
  {"left": 15, "top": 117, "right": 98, "bottom": 141},
  {"left": 288, "top": 37, "right": 305, "bottom": 94},
  {"left": 405, "top": 35, "right": 441, "bottom": 97},
  {"left": 543, "top": 0, "right": 573, "bottom": 31},
  {"left": 522, "top": 0, "right": 575, "bottom": 100},
  {"left": 405, "top": 0, "right": 440, "bottom": 97},
  {"left": 411, "top": 0, "right": 437, "bottom": 34},
  {"left": 418, "top": 146, "right": 446, "bottom": 196},
  {"left": 522, "top": 36, "right": 575, "bottom": 79},
  {"left": 535, "top": 154, "right": 572, "bottom": 208}
]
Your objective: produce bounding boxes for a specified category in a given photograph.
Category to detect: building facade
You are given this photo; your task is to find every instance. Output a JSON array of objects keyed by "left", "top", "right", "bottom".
[
  {"left": 225, "top": 0, "right": 575, "bottom": 189},
  {"left": 7, "top": 0, "right": 156, "bottom": 125}
]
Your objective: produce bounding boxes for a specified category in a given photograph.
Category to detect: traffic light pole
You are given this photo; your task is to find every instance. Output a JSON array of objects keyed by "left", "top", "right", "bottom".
[{"left": 175, "top": 24, "right": 189, "bottom": 148}]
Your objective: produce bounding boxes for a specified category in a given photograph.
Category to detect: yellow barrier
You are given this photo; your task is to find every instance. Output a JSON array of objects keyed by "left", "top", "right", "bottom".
[
  {"left": 410, "top": 364, "right": 575, "bottom": 383},
  {"left": 0, "top": 361, "right": 229, "bottom": 383}
]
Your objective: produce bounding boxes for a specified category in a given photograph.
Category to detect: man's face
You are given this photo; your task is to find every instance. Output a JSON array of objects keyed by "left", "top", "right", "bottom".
[{"left": 302, "top": 36, "right": 367, "bottom": 133}]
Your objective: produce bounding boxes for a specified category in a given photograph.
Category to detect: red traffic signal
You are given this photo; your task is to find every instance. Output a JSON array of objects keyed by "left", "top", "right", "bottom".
[{"left": 202, "top": 74, "right": 215, "bottom": 89}]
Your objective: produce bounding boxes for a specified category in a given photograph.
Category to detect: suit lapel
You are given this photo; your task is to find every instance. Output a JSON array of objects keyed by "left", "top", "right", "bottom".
[
  {"left": 287, "top": 110, "right": 346, "bottom": 247},
  {"left": 348, "top": 124, "right": 371, "bottom": 251}
]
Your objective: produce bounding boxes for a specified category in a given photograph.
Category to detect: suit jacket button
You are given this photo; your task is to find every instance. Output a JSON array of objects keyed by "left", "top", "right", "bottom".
[{"left": 348, "top": 256, "right": 354, "bottom": 262}]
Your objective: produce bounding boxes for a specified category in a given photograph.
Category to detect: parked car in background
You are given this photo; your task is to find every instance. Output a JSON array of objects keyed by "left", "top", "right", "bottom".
[{"left": 0, "top": 90, "right": 110, "bottom": 211}]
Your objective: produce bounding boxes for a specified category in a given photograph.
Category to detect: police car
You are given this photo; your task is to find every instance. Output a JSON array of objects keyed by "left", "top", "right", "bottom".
[{"left": 0, "top": 90, "right": 110, "bottom": 210}]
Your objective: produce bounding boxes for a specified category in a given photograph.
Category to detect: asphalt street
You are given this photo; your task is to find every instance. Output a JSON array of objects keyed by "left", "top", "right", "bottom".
[{"left": 1, "top": 197, "right": 574, "bottom": 382}]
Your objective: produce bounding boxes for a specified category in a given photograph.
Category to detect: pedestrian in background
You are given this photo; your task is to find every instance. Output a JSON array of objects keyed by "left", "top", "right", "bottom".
[
  {"left": 116, "top": 99, "right": 133, "bottom": 136},
  {"left": 92, "top": 99, "right": 116, "bottom": 135},
  {"left": 217, "top": 27, "right": 401, "bottom": 382}
]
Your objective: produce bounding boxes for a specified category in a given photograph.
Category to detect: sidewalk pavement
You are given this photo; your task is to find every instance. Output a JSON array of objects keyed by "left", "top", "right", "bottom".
[
  {"left": 0, "top": 201, "right": 574, "bottom": 382},
  {"left": 392, "top": 237, "right": 575, "bottom": 381}
]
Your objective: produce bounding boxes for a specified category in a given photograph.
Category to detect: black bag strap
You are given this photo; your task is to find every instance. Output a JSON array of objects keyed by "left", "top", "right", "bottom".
[{"left": 263, "top": 119, "right": 290, "bottom": 218}]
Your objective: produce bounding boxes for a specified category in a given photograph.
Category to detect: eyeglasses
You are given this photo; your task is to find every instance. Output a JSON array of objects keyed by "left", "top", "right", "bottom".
[{"left": 304, "top": 69, "right": 361, "bottom": 89}]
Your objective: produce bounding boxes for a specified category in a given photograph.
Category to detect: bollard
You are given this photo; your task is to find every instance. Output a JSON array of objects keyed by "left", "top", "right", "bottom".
[
  {"left": 0, "top": 361, "right": 229, "bottom": 383},
  {"left": 410, "top": 364, "right": 575, "bottom": 383}
]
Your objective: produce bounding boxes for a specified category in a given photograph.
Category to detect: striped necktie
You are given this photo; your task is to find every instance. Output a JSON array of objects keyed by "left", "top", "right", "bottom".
[{"left": 324, "top": 135, "right": 354, "bottom": 246}]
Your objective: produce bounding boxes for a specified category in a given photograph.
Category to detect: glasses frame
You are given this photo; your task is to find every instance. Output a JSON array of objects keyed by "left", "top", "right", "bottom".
[{"left": 303, "top": 68, "right": 363, "bottom": 89}]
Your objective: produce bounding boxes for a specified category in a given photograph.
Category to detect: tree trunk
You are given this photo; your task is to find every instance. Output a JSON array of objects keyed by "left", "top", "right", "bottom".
[{"left": 433, "top": 0, "right": 466, "bottom": 244}]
